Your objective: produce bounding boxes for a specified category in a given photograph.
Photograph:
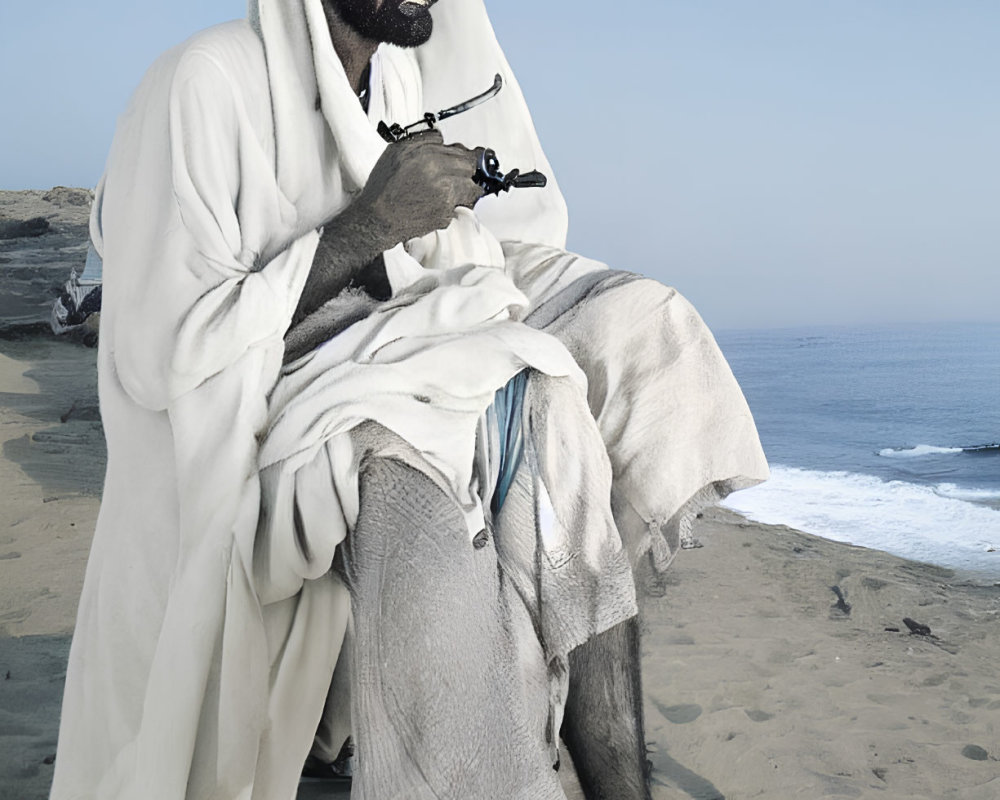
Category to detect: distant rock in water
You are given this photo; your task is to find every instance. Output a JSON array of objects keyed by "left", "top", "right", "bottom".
[{"left": 0, "top": 217, "right": 50, "bottom": 240}]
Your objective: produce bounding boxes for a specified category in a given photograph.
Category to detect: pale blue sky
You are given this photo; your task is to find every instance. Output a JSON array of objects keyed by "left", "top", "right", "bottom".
[{"left": 1, "top": 1, "right": 997, "bottom": 329}]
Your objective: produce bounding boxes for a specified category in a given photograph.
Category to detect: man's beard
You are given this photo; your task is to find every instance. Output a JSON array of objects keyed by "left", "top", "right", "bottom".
[{"left": 331, "top": 0, "right": 434, "bottom": 48}]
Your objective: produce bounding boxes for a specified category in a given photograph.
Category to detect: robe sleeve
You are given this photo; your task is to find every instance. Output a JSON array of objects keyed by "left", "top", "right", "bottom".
[{"left": 106, "top": 50, "right": 316, "bottom": 411}]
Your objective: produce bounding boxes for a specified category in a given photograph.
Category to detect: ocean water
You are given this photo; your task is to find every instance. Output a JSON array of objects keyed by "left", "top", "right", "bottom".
[{"left": 715, "top": 323, "right": 1000, "bottom": 581}]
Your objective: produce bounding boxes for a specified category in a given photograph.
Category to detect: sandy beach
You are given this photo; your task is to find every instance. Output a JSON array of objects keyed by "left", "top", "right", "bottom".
[{"left": 1, "top": 190, "right": 999, "bottom": 799}]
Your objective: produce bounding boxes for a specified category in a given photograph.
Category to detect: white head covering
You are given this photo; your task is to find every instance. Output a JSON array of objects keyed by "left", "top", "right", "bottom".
[
  {"left": 415, "top": 2, "right": 569, "bottom": 246},
  {"left": 247, "top": 0, "right": 385, "bottom": 230}
]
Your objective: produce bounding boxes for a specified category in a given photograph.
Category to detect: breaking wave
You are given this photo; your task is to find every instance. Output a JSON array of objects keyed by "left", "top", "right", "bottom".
[
  {"left": 723, "top": 465, "right": 1000, "bottom": 577},
  {"left": 878, "top": 443, "right": 1000, "bottom": 459},
  {"left": 934, "top": 484, "right": 1000, "bottom": 503},
  {"left": 878, "top": 444, "right": 963, "bottom": 458},
  {"left": 964, "top": 443, "right": 1000, "bottom": 454}
]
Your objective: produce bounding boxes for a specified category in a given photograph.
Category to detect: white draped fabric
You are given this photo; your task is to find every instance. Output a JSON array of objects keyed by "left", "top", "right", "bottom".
[{"left": 51, "top": 1, "right": 768, "bottom": 798}]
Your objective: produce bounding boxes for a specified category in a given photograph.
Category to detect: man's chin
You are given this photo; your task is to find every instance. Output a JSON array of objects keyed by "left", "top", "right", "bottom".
[
  {"left": 333, "top": 0, "right": 435, "bottom": 48},
  {"left": 384, "top": 2, "right": 435, "bottom": 49},
  {"left": 391, "top": 16, "right": 433, "bottom": 48}
]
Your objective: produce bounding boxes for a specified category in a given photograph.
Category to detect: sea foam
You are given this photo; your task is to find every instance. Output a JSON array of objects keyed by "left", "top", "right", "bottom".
[
  {"left": 723, "top": 465, "right": 1000, "bottom": 578},
  {"left": 877, "top": 444, "right": 963, "bottom": 458},
  {"left": 934, "top": 484, "right": 1000, "bottom": 503}
]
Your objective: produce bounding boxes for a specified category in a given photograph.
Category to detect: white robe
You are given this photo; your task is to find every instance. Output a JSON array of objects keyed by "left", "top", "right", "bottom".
[{"left": 51, "top": 2, "right": 768, "bottom": 798}]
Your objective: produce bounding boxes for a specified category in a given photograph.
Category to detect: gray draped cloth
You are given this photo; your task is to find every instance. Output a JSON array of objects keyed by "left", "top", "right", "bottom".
[{"left": 257, "top": 253, "right": 767, "bottom": 797}]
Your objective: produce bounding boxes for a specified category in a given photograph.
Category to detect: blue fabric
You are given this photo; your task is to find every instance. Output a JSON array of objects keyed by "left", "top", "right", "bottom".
[{"left": 490, "top": 370, "right": 528, "bottom": 515}]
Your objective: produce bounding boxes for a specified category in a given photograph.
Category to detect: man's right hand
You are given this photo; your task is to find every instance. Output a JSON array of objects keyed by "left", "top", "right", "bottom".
[
  {"left": 359, "top": 130, "right": 485, "bottom": 246},
  {"left": 289, "top": 131, "right": 484, "bottom": 336}
]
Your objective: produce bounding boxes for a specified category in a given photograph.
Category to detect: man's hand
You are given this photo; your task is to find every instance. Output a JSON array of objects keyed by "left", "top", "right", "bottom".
[
  {"left": 360, "top": 130, "right": 485, "bottom": 245},
  {"left": 288, "top": 130, "right": 484, "bottom": 339}
]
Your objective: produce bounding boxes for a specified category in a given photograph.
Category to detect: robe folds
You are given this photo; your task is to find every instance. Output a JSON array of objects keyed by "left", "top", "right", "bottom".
[{"left": 51, "top": 2, "right": 768, "bottom": 798}]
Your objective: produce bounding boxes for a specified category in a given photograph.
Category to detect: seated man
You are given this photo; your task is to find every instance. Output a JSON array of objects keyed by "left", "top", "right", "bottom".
[{"left": 51, "top": 1, "right": 767, "bottom": 799}]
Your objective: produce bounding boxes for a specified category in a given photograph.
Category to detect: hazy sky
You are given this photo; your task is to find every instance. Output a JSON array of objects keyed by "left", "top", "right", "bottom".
[{"left": 1, "top": 1, "right": 997, "bottom": 330}]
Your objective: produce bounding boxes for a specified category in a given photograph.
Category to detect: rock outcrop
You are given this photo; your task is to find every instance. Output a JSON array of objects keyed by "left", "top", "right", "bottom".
[
  {"left": 0, "top": 188, "right": 92, "bottom": 338},
  {"left": 0, "top": 217, "right": 51, "bottom": 240}
]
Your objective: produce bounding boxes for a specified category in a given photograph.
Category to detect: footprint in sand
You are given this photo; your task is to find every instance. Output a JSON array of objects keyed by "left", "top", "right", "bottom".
[
  {"left": 0, "top": 608, "right": 31, "bottom": 624},
  {"left": 961, "top": 745, "right": 989, "bottom": 761},
  {"left": 745, "top": 709, "right": 774, "bottom": 722},
  {"left": 651, "top": 699, "right": 703, "bottom": 724}
]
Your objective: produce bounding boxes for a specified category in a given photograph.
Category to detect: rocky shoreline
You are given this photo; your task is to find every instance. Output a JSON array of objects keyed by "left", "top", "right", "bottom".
[{"left": 0, "top": 189, "right": 92, "bottom": 339}]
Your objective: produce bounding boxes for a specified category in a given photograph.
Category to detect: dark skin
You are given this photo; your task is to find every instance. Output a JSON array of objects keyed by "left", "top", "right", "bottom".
[{"left": 285, "top": 0, "right": 484, "bottom": 362}]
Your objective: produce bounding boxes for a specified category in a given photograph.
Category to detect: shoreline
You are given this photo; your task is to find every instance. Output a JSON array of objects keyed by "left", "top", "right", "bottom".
[
  {"left": 723, "top": 501, "right": 1000, "bottom": 590},
  {"left": 722, "top": 464, "right": 1000, "bottom": 584}
]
